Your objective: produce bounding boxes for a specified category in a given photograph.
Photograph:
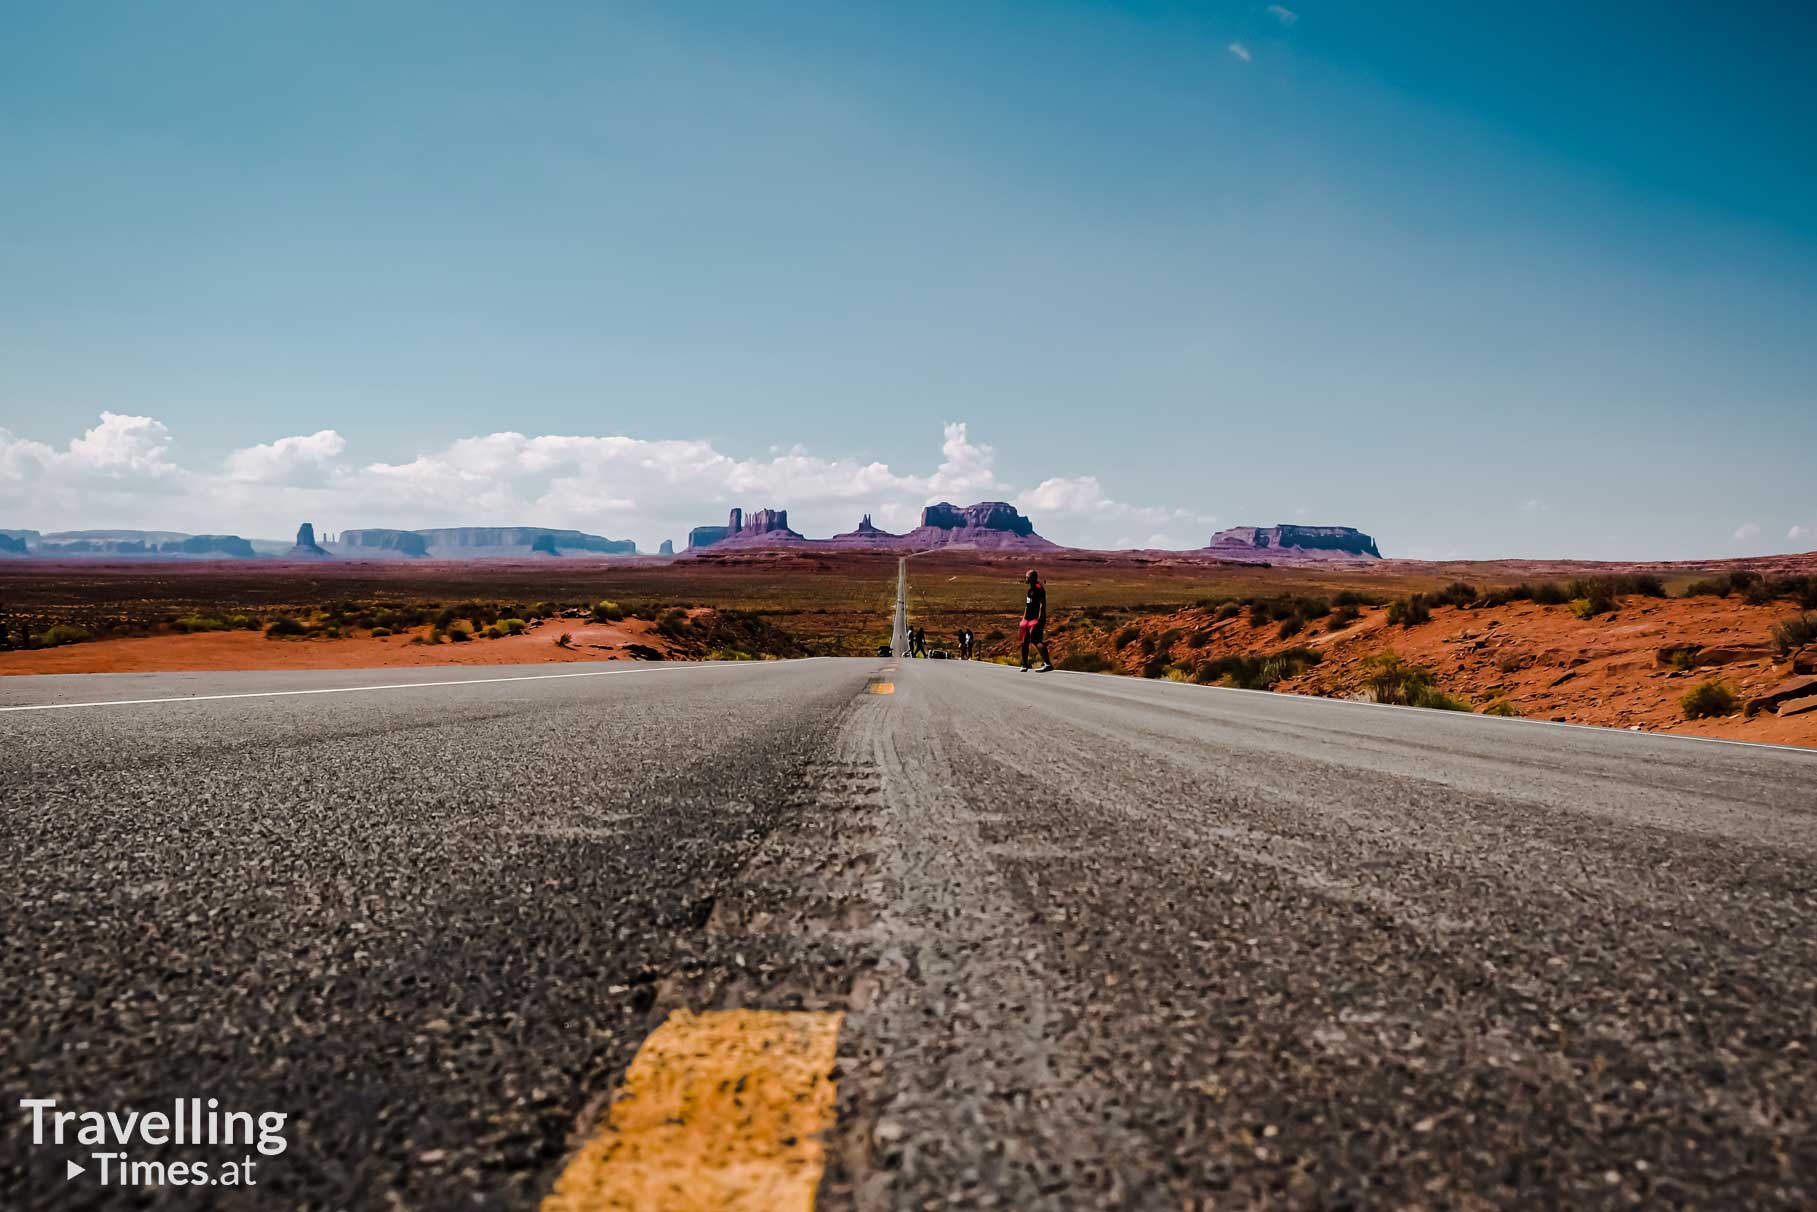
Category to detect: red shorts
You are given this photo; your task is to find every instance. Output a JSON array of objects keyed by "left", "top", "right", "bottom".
[{"left": 1019, "top": 619, "right": 1045, "bottom": 643}]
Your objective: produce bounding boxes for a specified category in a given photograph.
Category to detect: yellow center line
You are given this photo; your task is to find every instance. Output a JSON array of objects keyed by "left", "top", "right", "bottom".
[
  {"left": 867, "top": 682, "right": 895, "bottom": 695},
  {"left": 541, "top": 1009, "right": 844, "bottom": 1212}
]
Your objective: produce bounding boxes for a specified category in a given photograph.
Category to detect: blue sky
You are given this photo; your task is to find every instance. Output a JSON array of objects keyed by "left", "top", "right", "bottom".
[{"left": 2, "top": 1, "right": 1813, "bottom": 556}]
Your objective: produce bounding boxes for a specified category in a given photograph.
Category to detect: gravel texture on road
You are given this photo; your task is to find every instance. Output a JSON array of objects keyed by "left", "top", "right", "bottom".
[{"left": 2, "top": 659, "right": 1813, "bottom": 1209}]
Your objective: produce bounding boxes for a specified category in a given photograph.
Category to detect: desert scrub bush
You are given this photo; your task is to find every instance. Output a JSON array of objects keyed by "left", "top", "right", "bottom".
[
  {"left": 1681, "top": 578, "right": 1727, "bottom": 598},
  {"left": 369, "top": 626, "right": 393, "bottom": 637},
  {"left": 1141, "top": 654, "right": 1172, "bottom": 679},
  {"left": 1568, "top": 579, "right": 1621, "bottom": 618},
  {"left": 1680, "top": 679, "right": 1737, "bottom": 719},
  {"left": 707, "top": 648, "right": 757, "bottom": 661},
  {"left": 1479, "top": 699, "right": 1522, "bottom": 717},
  {"left": 555, "top": 632, "right": 573, "bottom": 649},
  {"left": 172, "top": 615, "right": 227, "bottom": 632},
  {"left": 497, "top": 618, "right": 528, "bottom": 636},
  {"left": 1186, "top": 629, "right": 1213, "bottom": 648},
  {"left": 1530, "top": 581, "right": 1570, "bottom": 605},
  {"left": 38, "top": 623, "right": 92, "bottom": 647},
  {"left": 447, "top": 624, "right": 474, "bottom": 643},
  {"left": 1659, "top": 646, "right": 1701, "bottom": 671},
  {"left": 1214, "top": 602, "right": 1242, "bottom": 621},
  {"left": 1193, "top": 646, "right": 1321, "bottom": 691},
  {"left": 1358, "top": 653, "right": 1466, "bottom": 710},
  {"left": 1771, "top": 612, "right": 1817, "bottom": 656},
  {"left": 265, "top": 617, "right": 307, "bottom": 639},
  {"left": 1248, "top": 603, "right": 1272, "bottom": 628},
  {"left": 1163, "top": 666, "right": 1191, "bottom": 682},
  {"left": 1276, "top": 616, "right": 1304, "bottom": 639},
  {"left": 1385, "top": 595, "right": 1431, "bottom": 627},
  {"left": 1327, "top": 603, "right": 1361, "bottom": 630},
  {"left": 1113, "top": 625, "right": 1140, "bottom": 650},
  {"left": 590, "top": 600, "right": 626, "bottom": 623},
  {"left": 1433, "top": 581, "right": 1478, "bottom": 608},
  {"left": 1058, "top": 650, "right": 1112, "bottom": 673},
  {"left": 1156, "top": 627, "right": 1184, "bottom": 649}
]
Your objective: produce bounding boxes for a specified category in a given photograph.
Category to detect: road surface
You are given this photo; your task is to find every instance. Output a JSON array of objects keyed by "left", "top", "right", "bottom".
[{"left": 2, "top": 658, "right": 1813, "bottom": 1209}]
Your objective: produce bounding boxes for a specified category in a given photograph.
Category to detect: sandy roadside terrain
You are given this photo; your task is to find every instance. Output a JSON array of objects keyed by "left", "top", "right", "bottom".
[
  {"left": 1075, "top": 595, "right": 1817, "bottom": 748},
  {"left": 0, "top": 618, "right": 675, "bottom": 676}
]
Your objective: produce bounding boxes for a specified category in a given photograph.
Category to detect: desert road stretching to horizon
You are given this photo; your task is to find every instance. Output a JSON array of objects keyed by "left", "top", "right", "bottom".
[{"left": 2, "top": 657, "right": 1814, "bottom": 1209}]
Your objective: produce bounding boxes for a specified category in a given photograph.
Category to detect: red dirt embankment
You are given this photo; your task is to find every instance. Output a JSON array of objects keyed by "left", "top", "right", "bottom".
[
  {"left": 0, "top": 617, "right": 675, "bottom": 676},
  {"left": 1064, "top": 595, "right": 1817, "bottom": 747}
]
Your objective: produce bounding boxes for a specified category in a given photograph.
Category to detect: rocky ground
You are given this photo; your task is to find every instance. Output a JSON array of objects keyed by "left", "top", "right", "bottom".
[{"left": 1043, "top": 594, "right": 1817, "bottom": 746}]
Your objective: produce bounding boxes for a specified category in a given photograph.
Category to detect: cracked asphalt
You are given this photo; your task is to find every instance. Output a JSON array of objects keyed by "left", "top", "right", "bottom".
[{"left": 2, "top": 658, "right": 1814, "bottom": 1209}]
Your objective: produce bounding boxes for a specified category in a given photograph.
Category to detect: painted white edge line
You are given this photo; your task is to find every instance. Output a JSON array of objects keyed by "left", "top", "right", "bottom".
[
  {"left": 936, "top": 659, "right": 1817, "bottom": 758},
  {"left": 0, "top": 659, "right": 818, "bottom": 714}
]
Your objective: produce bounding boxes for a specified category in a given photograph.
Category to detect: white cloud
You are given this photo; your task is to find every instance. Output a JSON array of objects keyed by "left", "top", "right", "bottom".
[
  {"left": 0, "top": 414, "right": 1205, "bottom": 552},
  {"left": 225, "top": 429, "right": 348, "bottom": 484},
  {"left": 1227, "top": 42, "right": 1253, "bottom": 62},
  {"left": 1791, "top": 524, "right": 1810, "bottom": 543},
  {"left": 1520, "top": 498, "right": 1547, "bottom": 514},
  {"left": 1266, "top": 5, "right": 1299, "bottom": 25},
  {"left": 1015, "top": 475, "right": 1214, "bottom": 549},
  {"left": 1733, "top": 521, "right": 1761, "bottom": 543}
]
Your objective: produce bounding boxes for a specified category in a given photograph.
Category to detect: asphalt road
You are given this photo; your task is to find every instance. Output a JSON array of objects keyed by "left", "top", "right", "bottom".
[{"left": 2, "top": 658, "right": 1813, "bottom": 1210}]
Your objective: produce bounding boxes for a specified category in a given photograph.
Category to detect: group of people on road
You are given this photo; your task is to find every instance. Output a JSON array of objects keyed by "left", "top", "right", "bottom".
[{"left": 900, "top": 568, "right": 1054, "bottom": 672}]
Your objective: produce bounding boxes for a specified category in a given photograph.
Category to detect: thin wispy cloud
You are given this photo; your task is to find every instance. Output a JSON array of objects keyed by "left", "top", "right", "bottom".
[
  {"left": 1733, "top": 521, "right": 1761, "bottom": 543},
  {"left": 1227, "top": 42, "right": 1253, "bottom": 62},
  {"left": 1266, "top": 5, "right": 1299, "bottom": 25},
  {"left": 1791, "top": 524, "right": 1810, "bottom": 542}
]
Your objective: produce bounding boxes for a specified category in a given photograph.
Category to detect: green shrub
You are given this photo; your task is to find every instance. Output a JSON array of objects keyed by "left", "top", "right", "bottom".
[
  {"left": 497, "top": 618, "right": 528, "bottom": 635},
  {"left": 1327, "top": 604, "right": 1361, "bottom": 631},
  {"left": 172, "top": 615, "right": 227, "bottom": 633},
  {"left": 1531, "top": 581, "right": 1570, "bottom": 605},
  {"left": 1480, "top": 699, "right": 1522, "bottom": 717},
  {"left": 1214, "top": 602, "right": 1242, "bottom": 621},
  {"left": 1358, "top": 652, "right": 1464, "bottom": 709},
  {"left": 1186, "top": 629, "right": 1212, "bottom": 648},
  {"left": 1568, "top": 578, "right": 1621, "bottom": 618},
  {"left": 1058, "top": 650, "right": 1112, "bottom": 673},
  {"left": 39, "top": 624, "right": 92, "bottom": 647},
  {"left": 1680, "top": 679, "right": 1736, "bottom": 719},
  {"left": 1771, "top": 612, "right": 1817, "bottom": 656},
  {"left": 265, "top": 617, "right": 307, "bottom": 639},
  {"left": 447, "top": 624, "right": 473, "bottom": 643},
  {"left": 1433, "top": 582, "right": 1478, "bottom": 608},
  {"left": 591, "top": 600, "right": 626, "bottom": 623},
  {"left": 1276, "top": 616, "right": 1304, "bottom": 639},
  {"left": 1386, "top": 595, "right": 1431, "bottom": 627},
  {"left": 1247, "top": 604, "right": 1272, "bottom": 628},
  {"left": 369, "top": 626, "right": 393, "bottom": 637},
  {"left": 1682, "top": 578, "right": 1727, "bottom": 598},
  {"left": 1113, "top": 626, "right": 1140, "bottom": 650},
  {"left": 1193, "top": 646, "right": 1322, "bottom": 690}
]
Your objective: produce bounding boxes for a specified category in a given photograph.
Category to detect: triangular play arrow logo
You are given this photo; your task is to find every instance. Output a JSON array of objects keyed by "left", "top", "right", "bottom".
[{"left": 66, "top": 1159, "right": 85, "bottom": 1181}]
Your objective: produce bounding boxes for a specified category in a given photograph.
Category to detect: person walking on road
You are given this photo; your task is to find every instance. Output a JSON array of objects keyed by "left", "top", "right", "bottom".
[
  {"left": 911, "top": 626, "right": 928, "bottom": 658},
  {"left": 1019, "top": 569, "right": 1053, "bottom": 672},
  {"left": 959, "top": 628, "right": 974, "bottom": 659}
]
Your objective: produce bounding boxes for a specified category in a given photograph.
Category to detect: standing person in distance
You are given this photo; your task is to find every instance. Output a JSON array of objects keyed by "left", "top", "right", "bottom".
[{"left": 1019, "top": 569, "right": 1053, "bottom": 672}]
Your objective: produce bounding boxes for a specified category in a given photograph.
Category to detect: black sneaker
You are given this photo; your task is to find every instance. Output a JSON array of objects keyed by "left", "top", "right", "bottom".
[{"left": 1038, "top": 664, "right": 1055, "bottom": 673}]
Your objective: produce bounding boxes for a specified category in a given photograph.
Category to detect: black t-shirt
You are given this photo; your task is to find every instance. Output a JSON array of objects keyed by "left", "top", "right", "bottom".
[{"left": 1024, "top": 582, "right": 1046, "bottom": 621}]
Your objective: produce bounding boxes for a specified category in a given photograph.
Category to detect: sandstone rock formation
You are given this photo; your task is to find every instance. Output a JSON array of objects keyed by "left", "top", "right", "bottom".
[
  {"left": 1205, "top": 525, "right": 1382, "bottom": 561},
  {"left": 883, "top": 501, "right": 1052, "bottom": 550},
  {"left": 337, "top": 528, "right": 429, "bottom": 557},
  {"left": 0, "top": 533, "right": 27, "bottom": 556},
  {"left": 289, "top": 522, "right": 331, "bottom": 559},
  {"left": 658, "top": 539, "right": 675, "bottom": 556},
  {"left": 335, "top": 527, "right": 634, "bottom": 557},
  {"left": 830, "top": 514, "right": 900, "bottom": 542},
  {"left": 688, "top": 508, "right": 805, "bottom": 549},
  {"left": 159, "top": 534, "right": 256, "bottom": 558}
]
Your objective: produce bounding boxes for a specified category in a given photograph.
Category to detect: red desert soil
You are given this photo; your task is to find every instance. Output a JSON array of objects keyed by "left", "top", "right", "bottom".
[
  {"left": 1081, "top": 595, "right": 1817, "bottom": 747},
  {"left": 0, "top": 618, "right": 675, "bottom": 676}
]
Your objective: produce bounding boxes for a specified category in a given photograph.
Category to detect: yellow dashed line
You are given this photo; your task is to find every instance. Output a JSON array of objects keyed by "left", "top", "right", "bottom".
[
  {"left": 867, "top": 682, "right": 895, "bottom": 695},
  {"left": 542, "top": 1009, "right": 844, "bottom": 1212}
]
